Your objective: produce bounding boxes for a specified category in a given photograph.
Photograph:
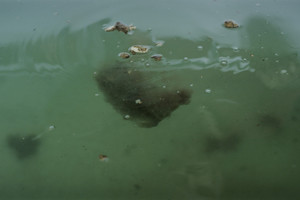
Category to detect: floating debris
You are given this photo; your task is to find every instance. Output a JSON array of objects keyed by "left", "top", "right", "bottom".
[
  {"left": 104, "top": 25, "right": 116, "bottom": 32},
  {"left": 155, "top": 41, "right": 165, "bottom": 47},
  {"left": 118, "top": 52, "right": 130, "bottom": 59},
  {"left": 224, "top": 20, "right": 239, "bottom": 28},
  {"left": 151, "top": 54, "right": 163, "bottom": 61},
  {"left": 129, "top": 45, "right": 150, "bottom": 54},
  {"left": 104, "top": 22, "right": 136, "bottom": 34},
  {"left": 99, "top": 154, "right": 109, "bottom": 162}
]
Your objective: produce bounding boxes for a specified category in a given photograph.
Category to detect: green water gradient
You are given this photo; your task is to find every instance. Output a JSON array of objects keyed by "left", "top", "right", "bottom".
[{"left": 0, "top": 0, "right": 300, "bottom": 199}]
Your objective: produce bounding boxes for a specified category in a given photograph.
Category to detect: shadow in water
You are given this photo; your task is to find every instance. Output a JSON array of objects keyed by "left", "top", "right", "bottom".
[
  {"left": 204, "top": 133, "right": 241, "bottom": 153},
  {"left": 6, "top": 134, "right": 41, "bottom": 160}
]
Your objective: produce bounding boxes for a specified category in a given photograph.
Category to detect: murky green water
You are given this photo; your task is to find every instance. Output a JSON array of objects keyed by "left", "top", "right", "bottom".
[{"left": 1, "top": 0, "right": 300, "bottom": 199}]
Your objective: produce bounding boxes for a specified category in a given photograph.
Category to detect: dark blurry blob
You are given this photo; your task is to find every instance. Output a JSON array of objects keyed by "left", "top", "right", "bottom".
[
  {"left": 7, "top": 134, "right": 41, "bottom": 160},
  {"left": 95, "top": 64, "right": 191, "bottom": 127},
  {"left": 204, "top": 133, "right": 241, "bottom": 153}
]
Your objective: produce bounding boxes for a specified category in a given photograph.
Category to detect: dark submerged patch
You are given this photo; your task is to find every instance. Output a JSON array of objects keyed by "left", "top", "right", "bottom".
[
  {"left": 204, "top": 133, "right": 241, "bottom": 153},
  {"left": 7, "top": 134, "right": 41, "bottom": 160},
  {"left": 95, "top": 65, "right": 191, "bottom": 127},
  {"left": 256, "top": 114, "right": 282, "bottom": 134}
]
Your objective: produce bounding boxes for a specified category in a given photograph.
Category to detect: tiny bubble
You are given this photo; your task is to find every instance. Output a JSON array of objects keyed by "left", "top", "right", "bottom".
[
  {"left": 162, "top": 85, "right": 166, "bottom": 89},
  {"left": 184, "top": 57, "right": 189, "bottom": 61},
  {"left": 135, "top": 99, "right": 142, "bottom": 104},
  {"left": 124, "top": 115, "right": 130, "bottom": 119},
  {"left": 190, "top": 83, "right": 194, "bottom": 87},
  {"left": 145, "top": 63, "right": 150, "bottom": 67},
  {"left": 197, "top": 45, "right": 203, "bottom": 50},
  {"left": 220, "top": 60, "right": 228, "bottom": 66},
  {"left": 49, "top": 125, "right": 55, "bottom": 131},
  {"left": 280, "top": 69, "right": 288, "bottom": 74},
  {"left": 95, "top": 93, "right": 100, "bottom": 97},
  {"left": 205, "top": 89, "right": 211, "bottom": 94},
  {"left": 233, "top": 47, "right": 239, "bottom": 52}
]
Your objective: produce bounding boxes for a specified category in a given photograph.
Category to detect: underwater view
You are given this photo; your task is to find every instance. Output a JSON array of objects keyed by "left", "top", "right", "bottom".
[{"left": 1, "top": 0, "right": 300, "bottom": 199}]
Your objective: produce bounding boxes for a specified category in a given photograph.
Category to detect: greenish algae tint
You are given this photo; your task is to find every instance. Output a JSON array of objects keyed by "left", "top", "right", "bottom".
[{"left": 0, "top": 0, "right": 300, "bottom": 199}]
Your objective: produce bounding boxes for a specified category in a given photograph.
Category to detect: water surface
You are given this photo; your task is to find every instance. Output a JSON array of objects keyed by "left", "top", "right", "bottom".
[{"left": 1, "top": 0, "right": 300, "bottom": 199}]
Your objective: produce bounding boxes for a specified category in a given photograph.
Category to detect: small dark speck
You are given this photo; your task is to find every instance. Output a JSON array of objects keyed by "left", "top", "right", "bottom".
[
  {"left": 291, "top": 115, "right": 298, "bottom": 121},
  {"left": 134, "top": 184, "right": 141, "bottom": 191},
  {"left": 82, "top": 145, "right": 87, "bottom": 151},
  {"left": 238, "top": 165, "right": 247, "bottom": 172},
  {"left": 292, "top": 138, "right": 299, "bottom": 143}
]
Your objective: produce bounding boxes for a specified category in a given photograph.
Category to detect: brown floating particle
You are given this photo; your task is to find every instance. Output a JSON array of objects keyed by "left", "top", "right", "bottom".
[
  {"left": 118, "top": 52, "right": 130, "bottom": 59},
  {"left": 224, "top": 20, "right": 239, "bottom": 28},
  {"left": 151, "top": 54, "right": 163, "bottom": 61},
  {"left": 104, "top": 25, "right": 116, "bottom": 32},
  {"left": 105, "top": 22, "right": 136, "bottom": 34},
  {"left": 129, "top": 45, "right": 150, "bottom": 54},
  {"left": 99, "top": 154, "right": 109, "bottom": 162}
]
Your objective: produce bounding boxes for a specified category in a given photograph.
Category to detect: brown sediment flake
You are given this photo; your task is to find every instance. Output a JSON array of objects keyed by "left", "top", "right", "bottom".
[
  {"left": 104, "top": 25, "right": 116, "bottom": 32},
  {"left": 105, "top": 22, "right": 136, "bottom": 34},
  {"left": 118, "top": 52, "right": 130, "bottom": 59},
  {"left": 129, "top": 45, "right": 150, "bottom": 54},
  {"left": 95, "top": 64, "right": 192, "bottom": 127},
  {"left": 224, "top": 20, "right": 239, "bottom": 28},
  {"left": 151, "top": 54, "right": 163, "bottom": 61}
]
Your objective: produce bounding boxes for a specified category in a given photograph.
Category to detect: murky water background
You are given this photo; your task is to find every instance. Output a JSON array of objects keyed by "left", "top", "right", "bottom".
[{"left": 1, "top": 0, "right": 300, "bottom": 199}]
